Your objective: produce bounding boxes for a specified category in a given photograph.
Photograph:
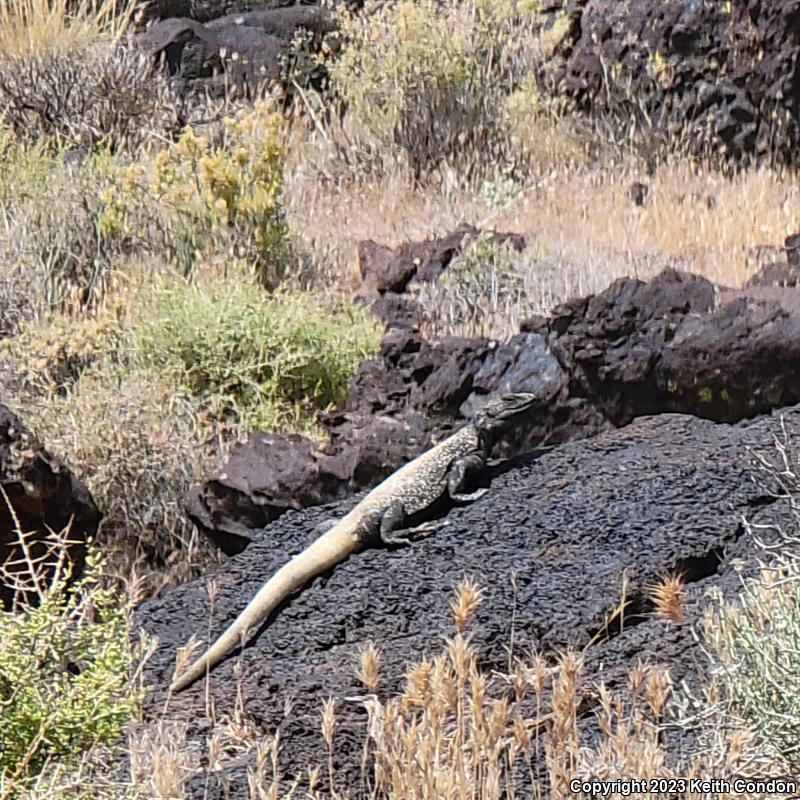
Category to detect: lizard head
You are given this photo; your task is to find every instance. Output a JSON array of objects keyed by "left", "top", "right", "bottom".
[{"left": 473, "top": 392, "right": 540, "bottom": 433}]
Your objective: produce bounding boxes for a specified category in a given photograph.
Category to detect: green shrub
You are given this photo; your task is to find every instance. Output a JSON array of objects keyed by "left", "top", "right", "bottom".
[
  {"left": 704, "top": 558, "right": 800, "bottom": 773},
  {"left": 132, "top": 280, "right": 380, "bottom": 432},
  {"left": 0, "top": 131, "right": 131, "bottom": 317},
  {"left": 331, "top": 0, "right": 545, "bottom": 177},
  {"left": 0, "top": 547, "right": 144, "bottom": 785},
  {"left": 2, "top": 274, "right": 378, "bottom": 586}
]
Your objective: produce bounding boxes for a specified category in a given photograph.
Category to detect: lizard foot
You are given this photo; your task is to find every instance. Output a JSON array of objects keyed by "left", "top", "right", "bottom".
[
  {"left": 381, "top": 520, "right": 446, "bottom": 546},
  {"left": 449, "top": 487, "right": 489, "bottom": 503}
]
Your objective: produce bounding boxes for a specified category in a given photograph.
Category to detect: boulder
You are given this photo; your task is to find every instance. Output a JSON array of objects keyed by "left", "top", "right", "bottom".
[
  {"left": 140, "top": 0, "right": 322, "bottom": 25},
  {"left": 356, "top": 224, "right": 526, "bottom": 298},
  {"left": 526, "top": 269, "right": 717, "bottom": 424},
  {"left": 658, "top": 296, "right": 800, "bottom": 421},
  {"left": 0, "top": 404, "right": 101, "bottom": 608},
  {"left": 196, "top": 268, "right": 800, "bottom": 551},
  {"left": 137, "top": 5, "right": 335, "bottom": 92},
  {"left": 138, "top": 405, "right": 795, "bottom": 796},
  {"left": 183, "top": 432, "right": 352, "bottom": 555},
  {"left": 548, "top": 0, "right": 800, "bottom": 164},
  {"left": 745, "top": 232, "right": 800, "bottom": 288}
]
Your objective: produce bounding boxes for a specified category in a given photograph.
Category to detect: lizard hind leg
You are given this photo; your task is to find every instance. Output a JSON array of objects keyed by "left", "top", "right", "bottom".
[
  {"left": 378, "top": 501, "right": 410, "bottom": 545},
  {"left": 448, "top": 453, "right": 489, "bottom": 503},
  {"left": 379, "top": 502, "right": 444, "bottom": 545}
]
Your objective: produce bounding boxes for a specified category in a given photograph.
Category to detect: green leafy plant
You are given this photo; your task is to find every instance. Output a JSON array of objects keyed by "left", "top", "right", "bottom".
[
  {"left": 132, "top": 280, "right": 380, "bottom": 432},
  {"left": 0, "top": 541, "right": 145, "bottom": 786}
]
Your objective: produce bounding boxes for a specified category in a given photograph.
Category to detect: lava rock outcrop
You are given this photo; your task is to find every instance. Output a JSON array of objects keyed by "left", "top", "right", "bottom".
[
  {"left": 139, "top": 406, "right": 794, "bottom": 796},
  {"left": 548, "top": 0, "right": 800, "bottom": 164},
  {"left": 186, "top": 268, "right": 800, "bottom": 553},
  {"left": 356, "top": 224, "right": 526, "bottom": 299}
]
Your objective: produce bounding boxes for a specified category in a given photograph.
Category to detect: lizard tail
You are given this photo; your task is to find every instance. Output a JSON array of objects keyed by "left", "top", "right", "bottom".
[{"left": 170, "top": 522, "right": 360, "bottom": 693}]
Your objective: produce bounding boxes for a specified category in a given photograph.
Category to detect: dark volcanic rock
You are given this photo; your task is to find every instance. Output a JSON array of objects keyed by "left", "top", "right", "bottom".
[
  {"left": 138, "top": 5, "right": 335, "bottom": 90},
  {"left": 142, "top": 0, "right": 323, "bottom": 25},
  {"left": 548, "top": 0, "right": 800, "bottom": 164},
  {"left": 745, "top": 233, "right": 800, "bottom": 287},
  {"left": 627, "top": 180, "right": 648, "bottom": 207},
  {"left": 139, "top": 407, "right": 794, "bottom": 795},
  {"left": 0, "top": 404, "right": 101, "bottom": 608},
  {"left": 745, "top": 260, "right": 800, "bottom": 288},
  {"left": 531, "top": 269, "right": 717, "bottom": 424},
  {"left": 658, "top": 296, "right": 800, "bottom": 421},
  {"left": 188, "top": 268, "right": 800, "bottom": 551},
  {"left": 539, "top": 268, "right": 800, "bottom": 424},
  {"left": 367, "top": 293, "right": 424, "bottom": 330},
  {"left": 357, "top": 224, "right": 526, "bottom": 298},
  {"left": 183, "top": 432, "right": 352, "bottom": 555}
]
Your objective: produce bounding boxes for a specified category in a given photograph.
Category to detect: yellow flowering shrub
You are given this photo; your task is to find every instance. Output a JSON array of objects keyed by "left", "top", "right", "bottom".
[{"left": 99, "top": 104, "right": 292, "bottom": 287}]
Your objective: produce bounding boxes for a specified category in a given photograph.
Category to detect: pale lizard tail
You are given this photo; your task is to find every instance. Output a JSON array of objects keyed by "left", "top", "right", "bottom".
[{"left": 170, "top": 523, "right": 360, "bottom": 692}]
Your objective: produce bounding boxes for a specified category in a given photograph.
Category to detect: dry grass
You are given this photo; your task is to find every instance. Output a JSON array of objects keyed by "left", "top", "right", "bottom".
[
  {"left": 18, "top": 367, "right": 221, "bottom": 598},
  {"left": 0, "top": 0, "right": 135, "bottom": 58},
  {"left": 286, "top": 150, "right": 800, "bottom": 325},
  {"left": 648, "top": 573, "right": 686, "bottom": 623},
  {"left": 123, "top": 579, "right": 772, "bottom": 800}
]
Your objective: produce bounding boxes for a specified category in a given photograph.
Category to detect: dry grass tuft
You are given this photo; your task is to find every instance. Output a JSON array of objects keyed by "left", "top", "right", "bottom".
[
  {"left": 357, "top": 642, "right": 382, "bottom": 693},
  {"left": 128, "top": 720, "right": 199, "bottom": 799},
  {"left": 451, "top": 576, "right": 485, "bottom": 633},
  {"left": 0, "top": 0, "right": 134, "bottom": 58},
  {"left": 16, "top": 367, "right": 220, "bottom": 599},
  {"left": 648, "top": 572, "right": 686, "bottom": 623}
]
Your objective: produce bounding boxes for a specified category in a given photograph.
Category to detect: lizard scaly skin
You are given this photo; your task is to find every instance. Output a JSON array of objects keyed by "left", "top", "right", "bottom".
[{"left": 171, "top": 392, "right": 539, "bottom": 692}]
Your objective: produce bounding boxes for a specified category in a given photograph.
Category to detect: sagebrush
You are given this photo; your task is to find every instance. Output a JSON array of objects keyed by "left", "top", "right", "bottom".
[{"left": 331, "top": 0, "right": 550, "bottom": 178}]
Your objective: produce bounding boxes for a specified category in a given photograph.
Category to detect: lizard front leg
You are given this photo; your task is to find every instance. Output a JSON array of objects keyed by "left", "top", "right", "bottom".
[{"left": 448, "top": 452, "right": 488, "bottom": 503}]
